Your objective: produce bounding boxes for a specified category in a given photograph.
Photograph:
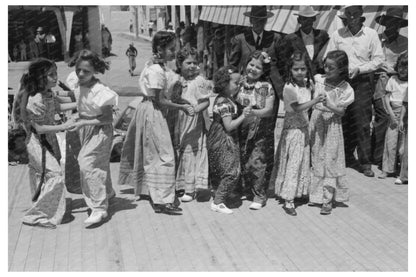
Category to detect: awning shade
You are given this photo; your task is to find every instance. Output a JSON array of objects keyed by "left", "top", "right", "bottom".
[{"left": 199, "top": 5, "right": 408, "bottom": 36}]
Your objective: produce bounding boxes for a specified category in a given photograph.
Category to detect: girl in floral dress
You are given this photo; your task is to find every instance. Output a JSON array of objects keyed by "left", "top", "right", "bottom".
[
  {"left": 173, "top": 47, "right": 211, "bottom": 202},
  {"left": 236, "top": 50, "right": 276, "bottom": 210},
  {"left": 272, "top": 51, "right": 325, "bottom": 216},
  {"left": 13, "top": 58, "right": 76, "bottom": 228},
  {"left": 208, "top": 66, "right": 253, "bottom": 214},
  {"left": 309, "top": 50, "right": 354, "bottom": 215}
]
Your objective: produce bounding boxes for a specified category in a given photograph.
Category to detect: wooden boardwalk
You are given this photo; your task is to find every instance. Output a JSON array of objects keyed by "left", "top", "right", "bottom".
[{"left": 8, "top": 162, "right": 407, "bottom": 271}]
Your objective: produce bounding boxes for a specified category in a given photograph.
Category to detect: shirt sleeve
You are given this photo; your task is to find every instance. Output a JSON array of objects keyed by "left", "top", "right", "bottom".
[
  {"left": 283, "top": 84, "right": 299, "bottom": 105},
  {"left": 146, "top": 65, "right": 166, "bottom": 89},
  {"left": 91, "top": 84, "right": 119, "bottom": 108},
  {"left": 358, "top": 28, "right": 384, "bottom": 73},
  {"left": 338, "top": 83, "right": 355, "bottom": 108},
  {"left": 213, "top": 98, "right": 233, "bottom": 118}
]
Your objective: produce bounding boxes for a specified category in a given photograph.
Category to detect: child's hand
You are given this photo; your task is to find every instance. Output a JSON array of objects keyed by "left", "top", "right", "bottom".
[
  {"left": 66, "top": 121, "right": 84, "bottom": 132},
  {"left": 27, "top": 101, "right": 46, "bottom": 116},
  {"left": 390, "top": 116, "right": 398, "bottom": 129},
  {"left": 399, "top": 120, "right": 405, "bottom": 132},
  {"left": 183, "top": 104, "right": 195, "bottom": 116},
  {"left": 243, "top": 106, "right": 253, "bottom": 117},
  {"left": 316, "top": 93, "right": 326, "bottom": 104}
]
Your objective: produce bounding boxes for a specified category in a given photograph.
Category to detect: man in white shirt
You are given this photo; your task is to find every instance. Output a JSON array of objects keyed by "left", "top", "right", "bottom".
[
  {"left": 276, "top": 6, "right": 329, "bottom": 78},
  {"left": 325, "top": 6, "right": 384, "bottom": 177}
]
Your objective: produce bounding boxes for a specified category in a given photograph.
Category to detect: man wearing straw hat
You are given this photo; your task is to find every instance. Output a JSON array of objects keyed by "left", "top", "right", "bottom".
[
  {"left": 324, "top": 6, "right": 384, "bottom": 177},
  {"left": 276, "top": 6, "right": 329, "bottom": 78},
  {"left": 371, "top": 7, "right": 408, "bottom": 168},
  {"left": 230, "top": 6, "right": 284, "bottom": 99}
]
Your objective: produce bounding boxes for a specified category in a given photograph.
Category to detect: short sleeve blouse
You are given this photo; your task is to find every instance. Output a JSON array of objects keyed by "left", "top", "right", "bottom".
[
  {"left": 313, "top": 74, "right": 354, "bottom": 111},
  {"left": 212, "top": 97, "right": 238, "bottom": 119},
  {"left": 283, "top": 83, "right": 312, "bottom": 112},
  {"left": 76, "top": 81, "right": 118, "bottom": 117},
  {"left": 385, "top": 75, "right": 408, "bottom": 103},
  {"left": 139, "top": 61, "right": 167, "bottom": 97}
]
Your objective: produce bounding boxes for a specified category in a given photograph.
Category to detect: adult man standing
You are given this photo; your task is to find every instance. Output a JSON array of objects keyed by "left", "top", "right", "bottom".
[
  {"left": 371, "top": 8, "right": 408, "bottom": 167},
  {"left": 229, "top": 6, "right": 284, "bottom": 99},
  {"left": 276, "top": 6, "right": 329, "bottom": 78},
  {"left": 324, "top": 6, "right": 384, "bottom": 177}
]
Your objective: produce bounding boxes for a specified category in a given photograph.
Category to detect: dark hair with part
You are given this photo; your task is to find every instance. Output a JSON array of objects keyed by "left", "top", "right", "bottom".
[
  {"left": 245, "top": 50, "right": 272, "bottom": 80},
  {"left": 175, "top": 46, "right": 199, "bottom": 74},
  {"left": 152, "top": 31, "right": 176, "bottom": 54},
  {"left": 324, "top": 50, "right": 350, "bottom": 82},
  {"left": 286, "top": 50, "right": 314, "bottom": 88},
  {"left": 73, "top": 49, "right": 110, "bottom": 74},
  {"left": 213, "top": 65, "right": 239, "bottom": 97},
  {"left": 19, "top": 58, "right": 57, "bottom": 97},
  {"left": 394, "top": 50, "right": 408, "bottom": 73}
]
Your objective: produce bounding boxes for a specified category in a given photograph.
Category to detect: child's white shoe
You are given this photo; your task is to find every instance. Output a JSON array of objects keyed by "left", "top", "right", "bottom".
[
  {"left": 180, "top": 194, "right": 193, "bottom": 202},
  {"left": 210, "top": 202, "right": 233, "bottom": 214},
  {"left": 249, "top": 202, "right": 263, "bottom": 210}
]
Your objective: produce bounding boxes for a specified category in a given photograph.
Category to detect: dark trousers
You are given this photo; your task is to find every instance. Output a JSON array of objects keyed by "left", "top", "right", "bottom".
[
  {"left": 343, "top": 74, "right": 374, "bottom": 167},
  {"left": 371, "top": 98, "right": 389, "bottom": 165}
]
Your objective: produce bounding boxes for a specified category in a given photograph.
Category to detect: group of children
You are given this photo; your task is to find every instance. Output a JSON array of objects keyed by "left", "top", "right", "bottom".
[{"left": 13, "top": 30, "right": 408, "bottom": 229}]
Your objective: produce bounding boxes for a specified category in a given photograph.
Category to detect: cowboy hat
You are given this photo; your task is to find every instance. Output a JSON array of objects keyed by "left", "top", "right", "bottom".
[
  {"left": 338, "top": 5, "right": 365, "bottom": 21},
  {"left": 375, "top": 7, "right": 407, "bottom": 28},
  {"left": 243, "top": 6, "right": 274, "bottom": 19},
  {"left": 293, "top": 6, "right": 320, "bottom": 18}
]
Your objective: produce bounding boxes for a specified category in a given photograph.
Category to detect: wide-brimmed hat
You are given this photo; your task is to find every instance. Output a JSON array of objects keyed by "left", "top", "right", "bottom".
[
  {"left": 293, "top": 6, "right": 320, "bottom": 18},
  {"left": 375, "top": 8, "right": 407, "bottom": 28},
  {"left": 338, "top": 5, "right": 365, "bottom": 21},
  {"left": 243, "top": 6, "right": 274, "bottom": 19}
]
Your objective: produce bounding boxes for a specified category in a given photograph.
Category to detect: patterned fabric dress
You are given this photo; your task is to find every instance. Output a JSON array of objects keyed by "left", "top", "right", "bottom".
[
  {"left": 309, "top": 74, "right": 354, "bottom": 204},
  {"left": 236, "top": 80, "right": 275, "bottom": 205},
  {"left": 75, "top": 81, "right": 118, "bottom": 212},
  {"left": 207, "top": 96, "right": 241, "bottom": 205},
  {"left": 14, "top": 91, "right": 67, "bottom": 228},
  {"left": 272, "top": 83, "right": 311, "bottom": 201},
  {"left": 119, "top": 61, "right": 177, "bottom": 205},
  {"left": 174, "top": 76, "right": 211, "bottom": 194}
]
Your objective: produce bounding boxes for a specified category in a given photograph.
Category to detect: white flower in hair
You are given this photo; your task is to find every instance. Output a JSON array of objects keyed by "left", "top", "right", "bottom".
[
  {"left": 228, "top": 69, "right": 234, "bottom": 74},
  {"left": 261, "top": 52, "right": 271, "bottom": 64}
]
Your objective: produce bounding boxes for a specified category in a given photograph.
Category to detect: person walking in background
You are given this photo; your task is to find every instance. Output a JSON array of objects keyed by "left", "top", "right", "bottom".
[
  {"left": 12, "top": 44, "right": 18, "bottom": 62},
  {"left": 371, "top": 7, "right": 408, "bottom": 167},
  {"left": 208, "top": 66, "right": 253, "bottom": 214},
  {"left": 235, "top": 51, "right": 275, "bottom": 210},
  {"left": 148, "top": 21, "right": 154, "bottom": 37},
  {"left": 379, "top": 52, "right": 408, "bottom": 179},
  {"left": 276, "top": 6, "right": 329, "bottom": 79},
  {"left": 309, "top": 50, "right": 354, "bottom": 215},
  {"left": 66, "top": 50, "right": 118, "bottom": 227},
  {"left": 119, "top": 31, "right": 192, "bottom": 215},
  {"left": 324, "top": 6, "right": 384, "bottom": 177},
  {"left": 125, "top": 42, "right": 138, "bottom": 76},
  {"left": 272, "top": 51, "right": 324, "bottom": 216},
  {"left": 172, "top": 47, "right": 211, "bottom": 202},
  {"left": 12, "top": 58, "right": 76, "bottom": 228},
  {"left": 19, "top": 40, "right": 27, "bottom": 61},
  {"left": 101, "top": 25, "right": 112, "bottom": 57}
]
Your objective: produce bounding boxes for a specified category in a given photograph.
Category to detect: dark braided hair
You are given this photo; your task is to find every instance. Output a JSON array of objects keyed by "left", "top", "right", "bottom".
[{"left": 152, "top": 31, "right": 176, "bottom": 55}]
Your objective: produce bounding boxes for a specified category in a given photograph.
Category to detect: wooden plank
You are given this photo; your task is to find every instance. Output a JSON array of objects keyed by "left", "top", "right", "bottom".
[
  {"left": 9, "top": 225, "right": 33, "bottom": 271},
  {"left": 38, "top": 228, "right": 58, "bottom": 271},
  {"left": 23, "top": 227, "right": 44, "bottom": 271},
  {"left": 67, "top": 209, "right": 84, "bottom": 271}
]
